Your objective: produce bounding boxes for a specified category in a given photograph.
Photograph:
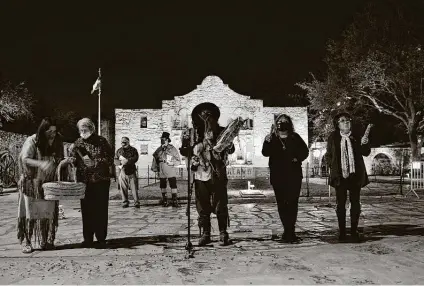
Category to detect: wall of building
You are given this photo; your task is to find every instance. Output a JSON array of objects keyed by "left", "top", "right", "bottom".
[{"left": 115, "top": 75, "right": 309, "bottom": 178}]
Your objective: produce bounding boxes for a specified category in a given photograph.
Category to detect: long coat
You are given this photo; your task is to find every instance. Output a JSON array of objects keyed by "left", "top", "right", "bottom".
[
  {"left": 262, "top": 132, "right": 309, "bottom": 186},
  {"left": 325, "top": 131, "right": 371, "bottom": 188},
  {"left": 152, "top": 144, "right": 181, "bottom": 179}
]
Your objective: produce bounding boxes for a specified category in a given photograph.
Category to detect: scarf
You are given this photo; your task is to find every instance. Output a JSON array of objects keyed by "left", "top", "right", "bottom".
[{"left": 340, "top": 131, "right": 355, "bottom": 179}]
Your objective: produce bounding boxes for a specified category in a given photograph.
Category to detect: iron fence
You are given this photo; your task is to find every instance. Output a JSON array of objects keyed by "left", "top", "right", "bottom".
[{"left": 125, "top": 163, "right": 408, "bottom": 197}]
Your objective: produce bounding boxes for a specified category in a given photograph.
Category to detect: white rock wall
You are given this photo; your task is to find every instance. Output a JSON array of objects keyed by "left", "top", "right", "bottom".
[{"left": 115, "top": 76, "right": 309, "bottom": 178}]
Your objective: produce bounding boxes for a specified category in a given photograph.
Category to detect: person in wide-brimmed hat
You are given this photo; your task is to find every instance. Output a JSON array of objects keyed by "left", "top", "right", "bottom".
[
  {"left": 325, "top": 111, "right": 371, "bottom": 243},
  {"left": 191, "top": 102, "right": 221, "bottom": 126},
  {"left": 180, "top": 102, "right": 235, "bottom": 246},
  {"left": 152, "top": 131, "right": 181, "bottom": 207}
]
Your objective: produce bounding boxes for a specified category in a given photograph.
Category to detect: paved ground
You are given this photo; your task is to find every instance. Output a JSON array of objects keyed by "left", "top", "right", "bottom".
[{"left": 0, "top": 191, "right": 424, "bottom": 284}]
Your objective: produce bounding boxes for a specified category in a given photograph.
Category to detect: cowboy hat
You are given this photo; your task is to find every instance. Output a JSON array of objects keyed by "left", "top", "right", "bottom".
[{"left": 191, "top": 102, "right": 220, "bottom": 126}]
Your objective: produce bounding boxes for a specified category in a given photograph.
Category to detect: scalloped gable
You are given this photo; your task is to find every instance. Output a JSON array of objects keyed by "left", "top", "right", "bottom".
[
  {"left": 180, "top": 75, "right": 250, "bottom": 100},
  {"left": 114, "top": 75, "right": 309, "bottom": 175},
  {"left": 164, "top": 75, "right": 261, "bottom": 109}
]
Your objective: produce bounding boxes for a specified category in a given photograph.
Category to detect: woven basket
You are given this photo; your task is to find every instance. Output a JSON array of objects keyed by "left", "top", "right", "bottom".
[{"left": 43, "top": 161, "right": 86, "bottom": 201}]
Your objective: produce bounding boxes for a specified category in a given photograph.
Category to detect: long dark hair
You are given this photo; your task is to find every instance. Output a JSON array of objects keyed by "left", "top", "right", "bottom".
[
  {"left": 275, "top": 114, "right": 295, "bottom": 134},
  {"left": 35, "top": 117, "right": 60, "bottom": 156}
]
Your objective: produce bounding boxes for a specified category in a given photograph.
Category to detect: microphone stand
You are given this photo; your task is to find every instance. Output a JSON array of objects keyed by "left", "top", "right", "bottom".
[{"left": 185, "top": 128, "right": 195, "bottom": 259}]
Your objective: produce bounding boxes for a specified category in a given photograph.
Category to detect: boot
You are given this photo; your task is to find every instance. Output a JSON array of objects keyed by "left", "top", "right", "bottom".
[
  {"left": 161, "top": 193, "right": 168, "bottom": 207},
  {"left": 171, "top": 193, "right": 180, "bottom": 207},
  {"left": 198, "top": 217, "right": 211, "bottom": 246},
  {"left": 198, "top": 231, "right": 211, "bottom": 246},
  {"left": 350, "top": 211, "right": 361, "bottom": 243},
  {"left": 218, "top": 215, "right": 230, "bottom": 246},
  {"left": 277, "top": 205, "right": 289, "bottom": 241},
  {"left": 219, "top": 231, "right": 230, "bottom": 246},
  {"left": 337, "top": 210, "right": 347, "bottom": 242},
  {"left": 286, "top": 225, "right": 301, "bottom": 244}
]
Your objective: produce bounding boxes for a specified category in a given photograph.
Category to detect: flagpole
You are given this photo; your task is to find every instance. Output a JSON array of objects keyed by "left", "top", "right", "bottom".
[{"left": 98, "top": 68, "right": 101, "bottom": 135}]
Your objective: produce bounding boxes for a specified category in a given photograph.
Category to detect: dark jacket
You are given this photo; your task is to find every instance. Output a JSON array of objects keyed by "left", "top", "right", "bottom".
[
  {"left": 72, "top": 134, "right": 114, "bottom": 184},
  {"left": 325, "top": 131, "right": 371, "bottom": 188},
  {"left": 114, "top": 146, "right": 139, "bottom": 175},
  {"left": 262, "top": 132, "right": 309, "bottom": 186}
]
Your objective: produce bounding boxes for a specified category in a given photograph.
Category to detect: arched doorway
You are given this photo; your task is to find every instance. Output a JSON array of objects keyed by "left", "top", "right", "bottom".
[{"left": 372, "top": 153, "right": 394, "bottom": 175}]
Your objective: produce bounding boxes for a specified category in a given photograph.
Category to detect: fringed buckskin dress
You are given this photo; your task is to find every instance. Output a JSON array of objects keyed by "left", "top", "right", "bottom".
[{"left": 17, "top": 134, "right": 63, "bottom": 249}]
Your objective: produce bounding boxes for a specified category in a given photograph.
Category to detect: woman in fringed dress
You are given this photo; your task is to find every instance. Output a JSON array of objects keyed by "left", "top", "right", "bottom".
[{"left": 17, "top": 118, "right": 71, "bottom": 253}]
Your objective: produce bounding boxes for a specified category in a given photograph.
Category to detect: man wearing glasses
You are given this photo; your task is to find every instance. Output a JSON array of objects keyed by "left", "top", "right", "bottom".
[
  {"left": 325, "top": 112, "right": 371, "bottom": 242},
  {"left": 115, "top": 137, "right": 140, "bottom": 208}
]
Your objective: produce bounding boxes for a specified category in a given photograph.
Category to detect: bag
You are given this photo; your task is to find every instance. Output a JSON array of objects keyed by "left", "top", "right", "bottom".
[{"left": 151, "top": 157, "right": 159, "bottom": 172}]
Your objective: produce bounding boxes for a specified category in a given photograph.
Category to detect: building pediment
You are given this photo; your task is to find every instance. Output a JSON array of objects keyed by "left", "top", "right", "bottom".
[{"left": 172, "top": 75, "right": 253, "bottom": 103}]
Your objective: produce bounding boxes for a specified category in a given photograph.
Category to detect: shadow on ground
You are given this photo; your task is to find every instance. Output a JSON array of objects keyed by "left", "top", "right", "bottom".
[
  {"left": 53, "top": 224, "right": 424, "bottom": 251},
  {"left": 54, "top": 235, "right": 190, "bottom": 251},
  {"left": 314, "top": 223, "right": 424, "bottom": 244}
]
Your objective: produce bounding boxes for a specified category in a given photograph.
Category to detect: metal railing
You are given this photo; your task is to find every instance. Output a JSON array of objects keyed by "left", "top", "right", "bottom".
[
  {"left": 126, "top": 164, "right": 408, "bottom": 197},
  {"left": 406, "top": 161, "right": 423, "bottom": 198}
]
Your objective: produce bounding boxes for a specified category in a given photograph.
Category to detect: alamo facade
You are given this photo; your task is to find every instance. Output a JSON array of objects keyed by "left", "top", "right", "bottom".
[{"left": 115, "top": 75, "right": 309, "bottom": 178}]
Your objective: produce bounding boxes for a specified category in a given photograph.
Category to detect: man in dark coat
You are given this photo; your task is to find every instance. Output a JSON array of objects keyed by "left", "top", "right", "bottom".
[
  {"left": 180, "top": 102, "right": 235, "bottom": 246},
  {"left": 325, "top": 112, "right": 371, "bottom": 242}
]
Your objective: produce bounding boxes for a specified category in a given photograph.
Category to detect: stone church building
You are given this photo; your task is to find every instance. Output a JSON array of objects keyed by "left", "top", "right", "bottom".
[{"left": 115, "top": 75, "right": 308, "bottom": 178}]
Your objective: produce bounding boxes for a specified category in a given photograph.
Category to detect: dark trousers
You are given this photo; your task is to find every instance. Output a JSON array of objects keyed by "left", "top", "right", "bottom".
[
  {"left": 335, "top": 178, "right": 361, "bottom": 233},
  {"left": 195, "top": 179, "right": 229, "bottom": 232},
  {"left": 160, "top": 177, "right": 177, "bottom": 189},
  {"left": 80, "top": 180, "right": 110, "bottom": 243},
  {"left": 273, "top": 179, "right": 302, "bottom": 238}
]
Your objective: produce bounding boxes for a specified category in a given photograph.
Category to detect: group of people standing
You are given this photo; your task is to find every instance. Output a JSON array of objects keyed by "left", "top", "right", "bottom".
[
  {"left": 114, "top": 131, "right": 182, "bottom": 208},
  {"left": 16, "top": 102, "right": 370, "bottom": 253},
  {"left": 17, "top": 117, "right": 114, "bottom": 253}
]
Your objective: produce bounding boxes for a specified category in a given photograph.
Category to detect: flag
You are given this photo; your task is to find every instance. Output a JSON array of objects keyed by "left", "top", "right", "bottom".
[{"left": 91, "top": 77, "right": 101, "bottom": 94}]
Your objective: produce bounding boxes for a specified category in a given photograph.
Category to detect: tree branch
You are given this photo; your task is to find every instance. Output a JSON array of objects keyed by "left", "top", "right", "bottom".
[{"left": 359, "top": 92, "right": 408, "bottom": 126}]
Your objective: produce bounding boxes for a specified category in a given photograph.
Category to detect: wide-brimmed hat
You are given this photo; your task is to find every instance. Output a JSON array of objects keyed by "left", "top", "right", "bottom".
[
  {"left": 160, "top": 131, "right": 171, "bottom": 142},
  {"left": 191, "top": 102, "right": 220, "bottom": 126}
]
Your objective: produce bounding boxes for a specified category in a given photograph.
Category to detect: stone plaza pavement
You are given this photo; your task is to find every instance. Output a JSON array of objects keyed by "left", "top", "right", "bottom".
[{"left": 0, "top": 192, "right": 424, "bottom": 284}]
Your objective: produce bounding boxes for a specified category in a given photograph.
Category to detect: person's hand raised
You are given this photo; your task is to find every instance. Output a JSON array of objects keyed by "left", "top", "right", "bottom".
[{"left": 265, "top": 124, "right": 275, "bottom": 142}]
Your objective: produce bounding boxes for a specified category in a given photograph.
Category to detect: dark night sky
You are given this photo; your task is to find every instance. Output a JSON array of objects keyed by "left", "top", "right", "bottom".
[{"left": 0, "top": 1, "right": 369, "bottom": 121}]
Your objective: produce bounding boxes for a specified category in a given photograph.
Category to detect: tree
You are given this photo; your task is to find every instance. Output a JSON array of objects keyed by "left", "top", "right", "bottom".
[
  {"left": 297, "top": 0, "right": 424, "bottom": 159},
  {"left": 296, "top": 72, "right": 373, "bottom": 142},
  {"left": 52, "top": 107, "right": 81, "bottom": 142},
  {"left": 0, "top": 79, "right": 35, "bottom": 128}
]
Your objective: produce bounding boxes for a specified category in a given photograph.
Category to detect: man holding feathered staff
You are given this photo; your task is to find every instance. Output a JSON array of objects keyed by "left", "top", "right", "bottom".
[{"left": 180, "top": 103, "right": 242, "bottom": 246}]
